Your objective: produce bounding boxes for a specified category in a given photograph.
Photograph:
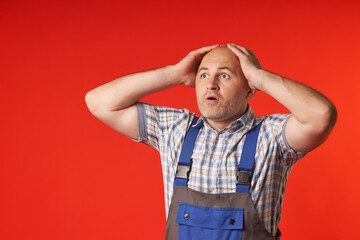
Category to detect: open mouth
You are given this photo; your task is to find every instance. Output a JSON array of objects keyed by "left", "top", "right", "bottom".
[
  {"left": 207, "top": 97, "right": 217, "bottom": 100},
  {"left": 205, "top": 95, "right": 219, "bottom": 103}
]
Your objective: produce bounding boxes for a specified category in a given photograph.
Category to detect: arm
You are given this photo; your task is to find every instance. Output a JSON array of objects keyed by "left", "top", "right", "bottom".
[
  {"left": 227, "top": 43, "right": 337, "bottom": 152},
  {"left": 85, "top": 45, "right": 219, "bottom": 139}
]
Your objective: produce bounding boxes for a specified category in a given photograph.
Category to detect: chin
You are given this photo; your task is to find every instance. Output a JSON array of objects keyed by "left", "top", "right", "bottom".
[{"left": 202, "top": 112, "right": 228, "bottom": 121}]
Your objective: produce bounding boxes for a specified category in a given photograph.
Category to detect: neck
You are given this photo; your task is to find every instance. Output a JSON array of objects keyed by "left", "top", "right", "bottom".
[
  {"left": 206, "top": 120, "right": 232, "bottom": 132},
  {"left": 205, "top": 107, "right": 248, "bottom": 132}
]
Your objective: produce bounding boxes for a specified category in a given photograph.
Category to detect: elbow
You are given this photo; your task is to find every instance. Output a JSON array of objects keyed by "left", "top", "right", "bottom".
[
  {"left": 323, "top": 102, "right": 337, "bottom": 129},
  {"left": 85, "top": 90, "right": 98, "bottom": 114},
  {"left": 316, "top": 102, "right": 338, "bottom": 134}
]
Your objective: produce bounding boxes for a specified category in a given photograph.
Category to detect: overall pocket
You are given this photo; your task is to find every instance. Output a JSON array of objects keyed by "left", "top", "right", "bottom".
[{"left": 176, "top": 203, "right": 244, "bottom": 240}]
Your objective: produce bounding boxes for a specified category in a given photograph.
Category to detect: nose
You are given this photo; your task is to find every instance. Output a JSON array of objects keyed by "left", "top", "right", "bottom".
[{"left": 206, "top": 76, "right": 219, "bottom": 90}]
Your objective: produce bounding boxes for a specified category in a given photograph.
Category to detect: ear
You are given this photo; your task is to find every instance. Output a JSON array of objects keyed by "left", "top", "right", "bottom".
[{"left": 246, "top": 88, "right": 256, "bottom": 101}]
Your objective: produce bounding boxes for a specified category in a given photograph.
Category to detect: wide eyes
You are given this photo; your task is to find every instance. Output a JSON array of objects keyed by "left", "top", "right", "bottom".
[
  {"left": 220, "top": 74, "right": 229, "bottom": 79},
  {"left": 200, "top": 73, "right": 229, "bottom": 80},
  {"left": 201, "top": 73, "right": 209, "bottom": 79}
]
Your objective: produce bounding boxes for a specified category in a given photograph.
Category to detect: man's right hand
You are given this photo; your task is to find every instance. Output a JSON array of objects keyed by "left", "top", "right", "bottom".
[
  {"left": 174, "top": 44, "right": 219, "bottom": 88},
  {"left": 85, "top": 44, "right": 218, "bottom": 139}
]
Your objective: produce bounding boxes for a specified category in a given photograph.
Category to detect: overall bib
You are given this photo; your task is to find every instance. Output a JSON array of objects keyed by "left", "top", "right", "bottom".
[{"left": 165, "top": 117, "right": 281, "bottom": 240}]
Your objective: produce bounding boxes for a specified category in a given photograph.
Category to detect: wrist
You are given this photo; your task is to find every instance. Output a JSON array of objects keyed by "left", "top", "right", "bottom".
[
  {"left": 247, "top": 69, "right": 266, "bottom": 91},
  {"left": 155, "top": 65, "right": 183, "bottom": 87},
  {"left": 164, "top": 65, "right": 187, "bottom": 86},
  {"left": 253, "top": 69, "right": 283, "bottom": 93}
]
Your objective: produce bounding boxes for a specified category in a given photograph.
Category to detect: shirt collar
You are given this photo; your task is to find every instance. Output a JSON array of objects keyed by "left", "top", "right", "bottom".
[{"left": 194, "top": 105, "right": 261, "bottom": 132}]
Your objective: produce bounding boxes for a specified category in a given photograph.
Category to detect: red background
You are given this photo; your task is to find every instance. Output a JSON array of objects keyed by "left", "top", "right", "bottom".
[{"left": 1, "top": 0, "right": 359, "bottom": 239}]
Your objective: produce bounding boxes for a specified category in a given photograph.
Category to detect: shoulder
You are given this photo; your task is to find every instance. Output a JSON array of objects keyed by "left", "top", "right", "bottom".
[
  {"left": 262, "top": 113, "right": 290, "bottom": 126},
  {"left": 137, "top": 102, "right": 191, "bottom": 118},
  {"left": 260, "top": 113, "right": 290, "bottom": 137},
  {"left": 259, "top": 113, "right": 308, "bottom": 163},
  {"left": 137, "top": 102, "right": 196, "bottom": 132}
]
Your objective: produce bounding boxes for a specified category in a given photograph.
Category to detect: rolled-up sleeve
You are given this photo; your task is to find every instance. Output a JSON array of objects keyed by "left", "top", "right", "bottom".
[
  {"left": 135, "top": 102, "right": 192, "bottom": 152},
  {"left": 266, "top": 114, "right": 308, "bottom": 166}
]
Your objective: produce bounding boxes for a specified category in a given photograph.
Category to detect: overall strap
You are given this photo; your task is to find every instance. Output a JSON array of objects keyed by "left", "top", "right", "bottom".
[
  {"left": 174, "top": 116, "right": 202, "bottom": 189},
  {"left": 236, "top": 121, "right": 263, "bottom": 193}
]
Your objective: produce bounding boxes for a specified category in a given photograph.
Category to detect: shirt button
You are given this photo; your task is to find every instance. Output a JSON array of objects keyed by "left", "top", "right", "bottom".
[
  {"left": 184, "top": 213, "right": 190, "bottom": 220},
  {"left": 230, "top": 219, "right": 236, "bottom": 225}
]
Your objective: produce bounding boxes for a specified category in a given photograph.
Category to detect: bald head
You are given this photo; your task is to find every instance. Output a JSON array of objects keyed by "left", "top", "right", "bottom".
[
  {"left": 203, "top": 46, "right": 239, "bottom": 62},
  {"left": 198, "top": 46, "right": 242, "bottom": 76}
]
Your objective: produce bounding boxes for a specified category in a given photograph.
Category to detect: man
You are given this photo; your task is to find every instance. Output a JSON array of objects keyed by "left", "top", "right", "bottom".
[{"left": 85, "top": 44, "right": 337, "bottom": 239}]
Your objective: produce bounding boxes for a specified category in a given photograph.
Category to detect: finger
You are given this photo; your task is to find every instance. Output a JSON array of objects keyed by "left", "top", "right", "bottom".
[
  {"left": 226, "top": 43, "right": 247, "bottom": 58},
  {"left": 227, "top": 44, "right": 262, "bottom": 69},
  {"left": 191, "top": 44, "right": 220, "bottom": 56},
  {"left": 228, "top": 43, "right": 253, "bottom": 56},
  {"left": 247, "top": 49, "right": 256, "bottom": 57},
  {"left": 198, "top": 44, "right": 220, "bottom": 53}
]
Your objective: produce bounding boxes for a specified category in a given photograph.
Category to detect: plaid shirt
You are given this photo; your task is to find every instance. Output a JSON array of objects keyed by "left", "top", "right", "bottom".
[{"left": 135, "top": 102, "right": 307, "bottom": 236}]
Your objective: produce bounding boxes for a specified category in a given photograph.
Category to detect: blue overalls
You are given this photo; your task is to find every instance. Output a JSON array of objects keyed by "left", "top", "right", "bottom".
[{"left": 165, "top": 117, "right": 281, "bottom": 240}]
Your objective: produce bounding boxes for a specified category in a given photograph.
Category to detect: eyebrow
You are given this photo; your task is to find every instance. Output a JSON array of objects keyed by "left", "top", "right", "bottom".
[{"left": 198, "top": 66, "right": 235, "bottom": 74}]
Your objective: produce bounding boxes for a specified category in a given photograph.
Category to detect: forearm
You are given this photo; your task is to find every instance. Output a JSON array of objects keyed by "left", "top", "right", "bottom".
[
  {"left": 256, "top": 69, "right": 337, "bottom": 132},
  {"left": 226, "top": 43, "right": 337, "bottom": 151},
  {"left": 85, "top": 65, "right": 180, "bottom": 114}
]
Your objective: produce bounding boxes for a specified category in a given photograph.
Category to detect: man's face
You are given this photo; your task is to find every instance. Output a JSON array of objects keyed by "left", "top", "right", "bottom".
[{"left": 195, "top": 47, "right": 253, "bottom": 129}]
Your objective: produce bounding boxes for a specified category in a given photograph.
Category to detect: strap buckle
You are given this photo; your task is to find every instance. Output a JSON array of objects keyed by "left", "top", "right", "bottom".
[
  {"left": 236, "top": 170, "right": 252, "bottom": 186},
  {"left": 175, "top": 165, "right": 191, "bottom": 180}
]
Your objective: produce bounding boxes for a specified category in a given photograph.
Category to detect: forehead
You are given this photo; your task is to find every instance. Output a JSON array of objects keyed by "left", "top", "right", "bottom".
[{"left": 199, "top": 47, "right": 240, "bottom": 71}]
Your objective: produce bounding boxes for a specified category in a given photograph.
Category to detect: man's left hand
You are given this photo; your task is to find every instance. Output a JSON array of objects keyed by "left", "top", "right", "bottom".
[{"left": 227, "top": 43, "right": 263, "bottom": 91}]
